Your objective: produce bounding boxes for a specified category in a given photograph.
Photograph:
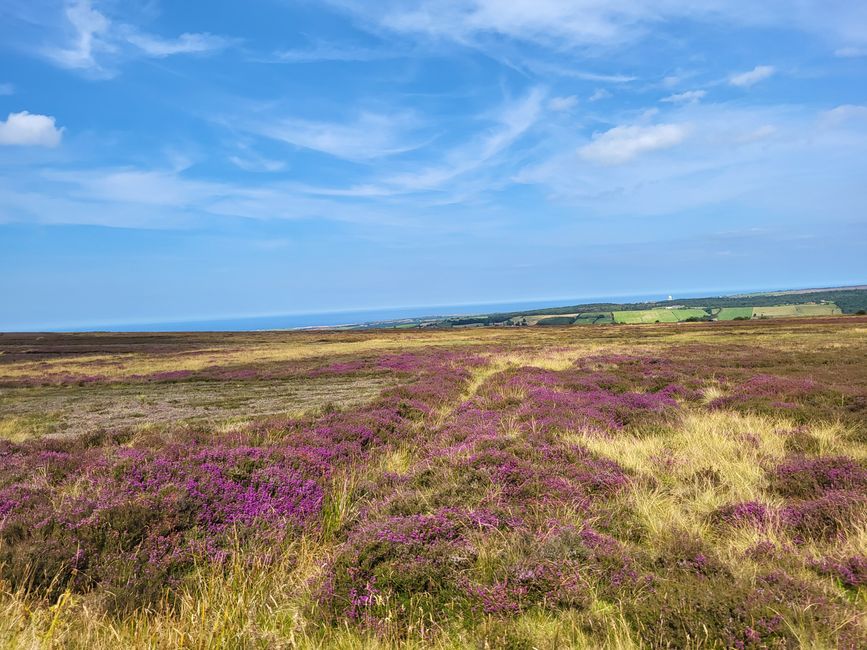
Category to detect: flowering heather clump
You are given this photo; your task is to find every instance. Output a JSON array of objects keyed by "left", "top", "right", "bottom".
[
  {"left": 709, "top": 373, "right": 818, "bottom": 410},
  {"left": 0, "top": 435, "right": 325, "bottom": 612},
  {"left": 515, "top": 385, "right": 678, "bottom": 435},
  {"left": 319, "top": 508, "right": 490, "bottom": 623},
  {"left": 710, "top": 501, "right": 773, "bottom": 528},
  {"left": 769, "top": 455, "right": 867, "bottom": 499},
  {"left": 744, "top": 540, "right": 784, "bottom": 561},
  {"left": 810, "top": 555, "right": 867, "bottom": 589},
  {"left": 464, "top": 559, "right": 590, "bottom": 615},
  {"left": 782, "top": 491, "right": 866, "bottom": 540}
]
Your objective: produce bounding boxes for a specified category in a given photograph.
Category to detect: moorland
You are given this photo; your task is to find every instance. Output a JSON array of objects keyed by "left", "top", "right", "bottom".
[{"left": 0, "top": 317, "right": 866, "bottom": 648}]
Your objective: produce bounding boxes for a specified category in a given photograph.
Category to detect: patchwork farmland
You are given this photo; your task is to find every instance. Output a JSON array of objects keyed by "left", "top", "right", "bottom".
[
  {"left": 396, "top": 288, "right": 866, "bottom": 330},
  {"left": 510, "top": 303, "right": 842, "bottom": 327},
  {"left": 1, "top": 317, "right": 865, "bottom": 648}
]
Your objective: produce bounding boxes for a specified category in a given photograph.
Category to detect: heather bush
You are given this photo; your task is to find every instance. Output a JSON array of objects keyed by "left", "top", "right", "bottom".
[
  {"left": 0, "top": 436, "right": 325, "bottom": 613},
  {"left": 709, "top": 374, "right": 817, "bottom": 411},
  {"left": 781, "top": 490, "right": 866, "bottom": 540},
  {"left": 623, "top": 573, "right": 794, "bottom": 649},
  {"left": 624, "top": 565, "right": 864, "bottom": 650},
  {"left": 319, "top": 509, "right": 489, "bottom": 625},
  {"left": 769, "top": 456, "right": 867, "bottom": 499},
  {"left": 710, "top": 501, "right": 773, "bottom": 528},
  {"left": 809, "top": 555, "right": 867, "bottom": 589}
]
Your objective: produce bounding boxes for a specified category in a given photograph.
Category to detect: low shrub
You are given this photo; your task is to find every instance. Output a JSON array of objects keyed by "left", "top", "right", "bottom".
[
  {"left": 770, "top": 456, "right": 867, "bottom": 499},
  {"left": 781, "top": 490, "right": 865, "bottom": 540}
]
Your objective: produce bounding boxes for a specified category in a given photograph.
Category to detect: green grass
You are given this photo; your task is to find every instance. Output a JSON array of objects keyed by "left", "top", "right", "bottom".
[
  {"left": 752, "top": 303, "right": 842, "bottom": 318},
  {"left": 670, "top": 308, "right": 710, "bottom": 321},
  {"left": 612, "top": 309, "right": 679, "bottom": 324},
  {"left": 715, "top": 307, "right": 754, "bottom": 320}
]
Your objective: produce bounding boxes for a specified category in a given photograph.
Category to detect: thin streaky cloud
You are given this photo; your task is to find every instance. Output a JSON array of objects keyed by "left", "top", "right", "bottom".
[
  {"left": 270, "top": 42, "right": 397, "bottom": 63},
  {"left": 589, "top": 88, "right": 612, "bottom": 102},
  {"left": 38, "top": 0, "right": 231, "bottom": 76},
  {"left": 729, "top": 65, "right": 775, "bottom": 87},
  {"left": 238, "top": 111, "right": 426, "bottom": 161},
  {"left": 661, "top": 90, "right": 706, "bottom": 104},
  {"left": 124, "top": 31, "right": 230, "bottom": 57}
]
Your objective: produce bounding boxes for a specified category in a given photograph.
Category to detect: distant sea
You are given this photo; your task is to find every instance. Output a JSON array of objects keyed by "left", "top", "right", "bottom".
[{"left": 46, "top": 290, "right": 727, "bottom": 332}]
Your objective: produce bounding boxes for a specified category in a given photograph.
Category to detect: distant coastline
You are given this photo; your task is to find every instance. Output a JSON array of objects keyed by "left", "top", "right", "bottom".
[{"left": 6, "top": 284, "right": 864, "bottom": 332}]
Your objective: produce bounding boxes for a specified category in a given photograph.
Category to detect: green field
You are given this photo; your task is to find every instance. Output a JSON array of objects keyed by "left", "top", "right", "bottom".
[
  {"left": 670, "top": 308, "right": 710, "bottom": 321},
  {"left": 752, "top": 304, "right": 841, "bottom": 318},
  {"left": 613, "top": 309, "right": 679, "bottom": 324},
  {"left": 715, "top": 307, "right": 754, "bottom": 320}
]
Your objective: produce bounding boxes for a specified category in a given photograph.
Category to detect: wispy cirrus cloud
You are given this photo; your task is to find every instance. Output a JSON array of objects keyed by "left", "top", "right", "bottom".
[
  {"left": 43, "top": 0, "right": 111, "bottom": 71},
  {"left": 548, "top": 95, "right": 578, "bottom": 111},
  {"left": 327, "top": 1, "right": 867, "bottom": 52},
  {"left": 39, "top": 0, "right": 230, "bottom": 76},
  {"left": 270, "top": 41, "right": 396, "bottom": 63},
  {"left": 729, "top": 65, "right": 775, "bottom": 87},
  {"left": 589, "top": 88, "right": 612, "bottom": 102},
  {"left": 821, "top": 104, "right": 867, "bottom": 126},
  {"left": 124, "top": 31, "right": 230, "bottom": 58},
  {"left": 238, "top": 111, "right": 425, "bottom": 161},
  {"left": 661, "top": 90, "right": 706, "bottom": 104}
]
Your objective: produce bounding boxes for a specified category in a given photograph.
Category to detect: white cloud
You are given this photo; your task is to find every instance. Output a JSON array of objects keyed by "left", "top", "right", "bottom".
[
  {"left": 41, "top": 1, "right": 229, "bottom": 76},
  {"left": 729, "top": 65, "right": 775, "bottom": 87},
  {"left": 44, "top": 0, "right": 111, "bottom": 71},
  {"left": 0, "top": 83, "right": 15, "bottom": 96},
  {"left": 821, "top": 104, "right": 867, "bottom": 125},
  {"left": 380, "top": 87, "right": 545, "bottom": 192},
  {"left": 271, "top": 42, "right": 393, "bottom": 63},
  {"left": 662, "top": 89, "right": 706, "bottom": 104},
  {"left": 513, "top": 101, "right": 867, "bottom": 222},
  {"left": 125, "top": 31, "right": 229, "bottom": 58},
  {"left": 0, "top": 111, "right": 64, "bottom": 147},
  {"left": 228, "top": 148, "right": 287, "bottom": 173},
  {"left": 589, "top": 88, "right": 611, "bottom": 102},
  {"left": 524, "top": 62, "right": 636, "bottom": 83},
  {"left": 329, "top": 1, "right": 867, "bottom": 52},
  {"left": 548, "top": 95, "right": 578, "bottom": 111},
  {"left": 579, "top": 123, "right": 688, "bottom": 165},
  {"left": 293, "top": 88, "right": 547, "bottom": 197},
  {"left": 244, "top": 112, "right": 423, "bottom": 161}
]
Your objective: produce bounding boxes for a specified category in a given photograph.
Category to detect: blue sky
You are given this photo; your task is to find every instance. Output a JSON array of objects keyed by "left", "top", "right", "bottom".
[{"left": 1, "top": 1, "right": 866, "bottom": 329}]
